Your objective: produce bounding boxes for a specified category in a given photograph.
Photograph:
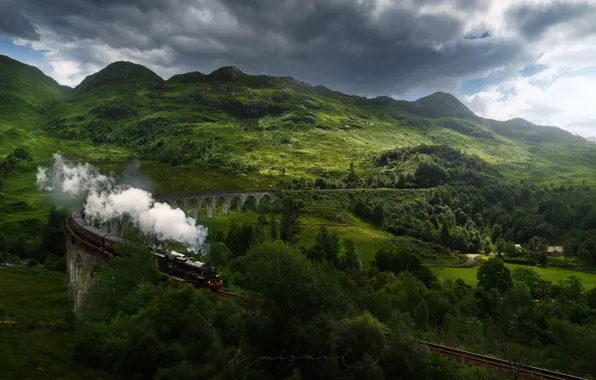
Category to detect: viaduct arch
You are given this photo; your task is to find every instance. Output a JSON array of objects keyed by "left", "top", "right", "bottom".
[
  {"left": 156, "top": 190, "right": 279, "bottom": 219},
  {"left": 65, "top": 189, "right": 279, "bottom": 310}
]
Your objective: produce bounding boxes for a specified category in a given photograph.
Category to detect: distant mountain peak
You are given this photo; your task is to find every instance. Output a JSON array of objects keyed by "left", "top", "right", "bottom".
[
  {"left": 209, "top": 66, "right": 244, "bottom": 81},
  {"left": 507, "top": 117, "right": 534, "bottom": 127},
  {"left": 413, "top": 92, "right": 477, "bottom": 120},
  {"left": 75, "top": 61, "right": 164, "bottom": 93}
]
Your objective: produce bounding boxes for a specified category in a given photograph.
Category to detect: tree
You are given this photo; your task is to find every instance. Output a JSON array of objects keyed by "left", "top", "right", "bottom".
[
  {"left": 563, "top": 240, "right": 575, "bottom": 260},
  {"left": 336, "top": 312, "right": 385, "bottom": 372},
  {"left": 494, "top": 238, "right": 505, "bottom": 255},
  {"left": 538, "top": 252, "right": 548, "bottom": 266},
  {"left": 314, "top": 177, "right": 326, "bottom": 189},
  {"left": 491, "top": 224, "right": 503, "bottom": 242},
  {"left": 207, "top": 242, "right": 231, "bottom": 267},
  {"left": 578, "top": 248, "right": 594, "bottom": 266},
  {"left": 476, "top": 258, "right": 513, "bottom": 294},
  {"left": 440, "top": 221, "right": 451, "bottom": 247},
  {"left": 308, "top": 226, "right": 341, "bottom": 265},
  {"left": 212, "top": 230, "right": 225, "bottom": 243},
  {"left": 340, "top": 239, "right": 362, "bottom": 270},
  {"left": 280, "top": 198, "right": 301, "bottom": 245},
  {"left": 481, "top": 237, "right": 492, "bottom": 254},
  {"left": 9, "top": 234, "right": 27, "bottom": 257},
  {"left": 42, "top": 206, "right": 69, "bottom": 257},
  {"left": 512, "top": 267, "right": 550, "bottom": 299},
  {"left": 374, "top": 248, "right": 436, "bottom": 287},
  {"left": 269, "top": 215, "right": 278, "bottom": 240},
  {"left": 504, "top": 241, "right": 517, "bottom": 258},
  {"left": 12, "top": 147, "right": 32, "bottom": 161},
  {"left": 414, "top": 300, "right": 430, "bottom": 331},
  {"left": 78, "top": 234, "right": 162, "bottom": 322},
  {"left": 0, "top": 232, "right": 7, "bottom": 252},
  {"left": 0, "top": 178, "right": 4, "bottom": 193}
]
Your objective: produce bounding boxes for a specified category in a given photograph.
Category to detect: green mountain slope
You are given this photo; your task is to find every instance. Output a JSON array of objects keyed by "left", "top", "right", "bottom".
[
  {"left": 0, "top": 55, "right": 131, "bottom": 237},
  {"left": 0, "top": 54, "right": 69, "bottom": 125},
  {"left": 75, "top": 61, "right": 166, "bottom": 94},
  {"left": 33, "top": 60, "right": 596, "bottom": 187}
]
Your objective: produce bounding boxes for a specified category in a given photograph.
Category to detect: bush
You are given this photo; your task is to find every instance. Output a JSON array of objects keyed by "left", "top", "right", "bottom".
[{"left": 27, "top": 259, "right": 39, "bottom": 267}]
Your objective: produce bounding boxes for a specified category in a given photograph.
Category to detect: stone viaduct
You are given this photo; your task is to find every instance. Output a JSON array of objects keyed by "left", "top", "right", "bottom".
[
  {"left": 65, "top": 190, "right": 279, "bottom": 310},
  {"left": 156, "top": 190, "right": 280, "bottom": 219}
]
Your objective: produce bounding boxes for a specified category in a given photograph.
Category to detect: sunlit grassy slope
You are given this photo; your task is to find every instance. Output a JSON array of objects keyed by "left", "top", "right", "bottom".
[
  {"left": 200, "top": 208, "right": 394, "bottom": 263},
  {"left": 2, "top": 53, "right": 596, "bottom": 239},
  {"left": 439, "top": 263, "right": 596, "bottom": 289},
  {"left": 35, "top": 59, "right": 596, "bottom": 187}
]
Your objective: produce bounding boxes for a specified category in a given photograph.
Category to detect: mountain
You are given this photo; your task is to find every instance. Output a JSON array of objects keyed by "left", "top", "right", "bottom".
[
  {"left": 0, "top": 54, "right": 69, "bottom": 125},
  {"left": 2, "top": 54, "right": 595, "bottom": 186},
  {"left": 588, "top": 137, "right": 596, "bottom": 142},
  {"left": 75, "top": 61, "right": 165, "bottom": 94},
  {"left": 483, "top": 117, "right": 584, "bottom": 144},
  {"left": 409, "top": 92, "right": 479, "bottom": 120}
]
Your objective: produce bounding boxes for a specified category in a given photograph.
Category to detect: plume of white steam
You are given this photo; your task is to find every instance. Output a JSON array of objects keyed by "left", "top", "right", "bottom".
[{"left": 36, "top": 153, "right": 208, "bottom": 252}]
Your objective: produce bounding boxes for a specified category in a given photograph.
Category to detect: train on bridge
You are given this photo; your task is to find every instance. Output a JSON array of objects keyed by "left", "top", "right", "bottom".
[{"left": 66, "top": 212, "right": 223, "bottom": 291}]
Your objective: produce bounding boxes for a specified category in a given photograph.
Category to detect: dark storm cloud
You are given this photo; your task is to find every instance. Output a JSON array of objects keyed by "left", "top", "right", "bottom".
[
  {"left": 0, "top": 0, "right": 39, "bottom": 39},
  {"left": 507, "top": 1, "right": 594, "bottom": 40},
  {"left": 1, "top": 0, "right": 526, "bottom": 95}
]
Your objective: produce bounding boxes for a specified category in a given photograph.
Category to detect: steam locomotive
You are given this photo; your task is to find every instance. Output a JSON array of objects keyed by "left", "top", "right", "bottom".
[{"left": 66, "top": 214, "right": 223, "bottom": 291}]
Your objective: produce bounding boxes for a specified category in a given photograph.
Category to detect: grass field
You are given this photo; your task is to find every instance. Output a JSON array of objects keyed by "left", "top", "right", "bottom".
[
  {"left": 200, "top": 208, "right": 395, "bottom": 263},
  {"left": 0, "top": 266, "right": 112, "bottom": 380},
  {"left": 438, "top": 263, "right": 596, "bottom": 289}
]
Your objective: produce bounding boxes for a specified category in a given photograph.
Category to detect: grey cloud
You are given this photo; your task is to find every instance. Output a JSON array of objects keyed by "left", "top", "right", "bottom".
[
  {"left": 0, "top": 0, "right": 39, "bottom": 39},
  {"left": 1, "top": 0, "right": 530, "bottom": 95},
  {"left": 507, "top": 1, "right": 595, "bottom": 40}
]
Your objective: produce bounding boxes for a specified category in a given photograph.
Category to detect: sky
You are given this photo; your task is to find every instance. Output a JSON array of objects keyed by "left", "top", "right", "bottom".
[{"left": 1, "top": 0, "right": 596, "bottom": 137}]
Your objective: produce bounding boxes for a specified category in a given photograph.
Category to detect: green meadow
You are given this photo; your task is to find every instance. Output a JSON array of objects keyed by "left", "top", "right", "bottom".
[
  {"left": 438, "top": 263, "right": 596, "bottom": 289},
  {"left": 0, "top": 266, "right": 113, "bottom": 380}
]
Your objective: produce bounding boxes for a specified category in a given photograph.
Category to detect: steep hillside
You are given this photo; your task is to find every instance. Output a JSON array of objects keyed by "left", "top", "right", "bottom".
[
  {"left": 34, "top": 59, "right": 596, "bottom": 187},
  {"left": 0, "top": 54, "right": 68, "bottom": 125},
  {"left": 0, "top": 56, "right": 132, "bottom": 237},
  {"left": 483, "top": 117, "right": 585, "bottom": 144}
]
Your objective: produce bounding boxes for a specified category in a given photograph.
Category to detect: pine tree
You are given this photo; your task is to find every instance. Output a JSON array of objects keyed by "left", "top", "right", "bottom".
[
  {"left": 280, "top": 198, "right": 301, "bottom": 244},
  {"left": 415, "top": 300, "right": 430, "bottom": 331},
  {"left": 270, "top": 215, "right": 278, "bottom": 240}
]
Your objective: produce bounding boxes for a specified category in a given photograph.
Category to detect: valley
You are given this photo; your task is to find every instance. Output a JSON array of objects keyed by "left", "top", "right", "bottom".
[{"left": 2, "top": 53, "right": 596, "bottom": 380}]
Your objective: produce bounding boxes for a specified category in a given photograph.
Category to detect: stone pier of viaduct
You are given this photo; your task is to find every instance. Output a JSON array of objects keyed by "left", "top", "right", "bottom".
[{"left": 65, "top": 190, "right": 279, "bottom": 310}]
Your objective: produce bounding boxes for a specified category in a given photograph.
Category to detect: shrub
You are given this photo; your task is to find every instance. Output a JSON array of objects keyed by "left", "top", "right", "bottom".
[{"left": 27, "top": 259, "right": 39, "bottom": 267}]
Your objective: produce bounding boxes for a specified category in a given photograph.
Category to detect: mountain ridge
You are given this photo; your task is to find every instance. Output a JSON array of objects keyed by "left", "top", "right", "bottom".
[
  {"left": 66, "top": 58, "right": 579, "bottom": 139},
  {"left": 1, "top": 52, "right": 594, "bottom": 189}
]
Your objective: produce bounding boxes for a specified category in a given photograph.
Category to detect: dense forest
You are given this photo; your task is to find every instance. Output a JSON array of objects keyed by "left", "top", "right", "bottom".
[
  {"left": 65, "top": 214, "right": 596, "bottom": 379},
  {"left": 3, "top": 186, "right": 594, "bottom": 379}
]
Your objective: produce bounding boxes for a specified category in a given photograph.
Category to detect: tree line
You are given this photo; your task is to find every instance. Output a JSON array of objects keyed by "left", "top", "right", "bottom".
[{"left": 64, "top": 196, "right": 596, "bottom": 379}]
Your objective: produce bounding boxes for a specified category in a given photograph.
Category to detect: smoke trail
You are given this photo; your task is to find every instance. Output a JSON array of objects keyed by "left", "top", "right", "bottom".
[{"left": 37, "top": 153, "right": 208, "bottom": 252}]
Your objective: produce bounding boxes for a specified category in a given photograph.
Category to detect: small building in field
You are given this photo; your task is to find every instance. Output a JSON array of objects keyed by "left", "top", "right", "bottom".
[{"left": 547, "top": 246, "right": 564, "bottom": 256}]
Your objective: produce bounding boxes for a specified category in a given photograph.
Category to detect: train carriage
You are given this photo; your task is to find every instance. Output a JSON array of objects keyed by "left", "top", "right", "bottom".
[{"left": 67, "top": 210, "right": 222, "bottom": 291}]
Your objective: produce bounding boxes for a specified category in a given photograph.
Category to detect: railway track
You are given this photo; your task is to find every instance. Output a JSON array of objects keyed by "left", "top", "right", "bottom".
[
  {"left": 418, "top": 341, "right": 585, "bottom": 380},
  {"left": 380, "top": 332, "right": 584, "bottom": 380},
  {"left": 213, "top": 289, "right": 586, "bottom": 380}
]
